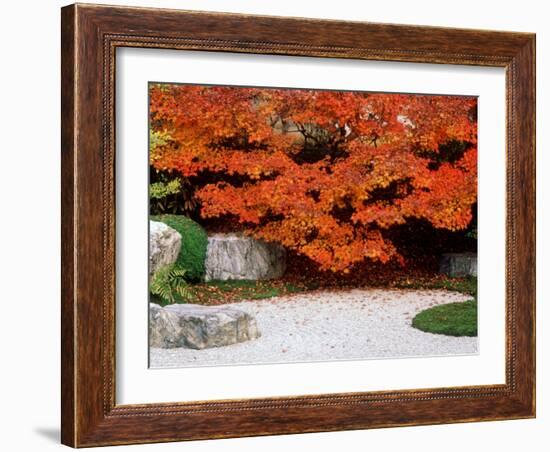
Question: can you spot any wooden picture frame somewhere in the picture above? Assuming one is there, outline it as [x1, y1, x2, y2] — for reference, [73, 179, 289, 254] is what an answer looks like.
[61, 3, 535, 447]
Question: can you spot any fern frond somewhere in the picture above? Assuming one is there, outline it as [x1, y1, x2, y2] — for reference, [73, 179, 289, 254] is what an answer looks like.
[150, 265, 193, 304]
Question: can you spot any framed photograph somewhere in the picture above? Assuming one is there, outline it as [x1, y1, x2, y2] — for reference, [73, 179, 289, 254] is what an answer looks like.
[61, 3, 535, 447]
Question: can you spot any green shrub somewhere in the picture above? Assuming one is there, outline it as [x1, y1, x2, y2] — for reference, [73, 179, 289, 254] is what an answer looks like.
[149, 173, 198, 215]
[151, 214, 208, 281]
[150, 179, 181, 200]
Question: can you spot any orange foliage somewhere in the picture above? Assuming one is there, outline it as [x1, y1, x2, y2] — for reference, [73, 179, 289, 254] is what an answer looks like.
[150, 84, 477, 272]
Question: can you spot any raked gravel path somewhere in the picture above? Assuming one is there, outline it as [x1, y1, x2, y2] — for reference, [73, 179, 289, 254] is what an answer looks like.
[150, 289, 477, 368]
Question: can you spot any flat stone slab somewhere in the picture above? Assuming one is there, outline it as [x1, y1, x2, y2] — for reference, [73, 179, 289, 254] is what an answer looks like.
[149, 303, 261, 350]
[440, 252, 477, 277]
[205, 233, 286, 281]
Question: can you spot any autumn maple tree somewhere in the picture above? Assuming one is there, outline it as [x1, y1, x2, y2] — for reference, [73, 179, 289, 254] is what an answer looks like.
[149, 84, 477, 272]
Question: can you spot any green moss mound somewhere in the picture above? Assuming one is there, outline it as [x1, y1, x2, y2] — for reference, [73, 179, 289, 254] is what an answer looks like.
[412, 299, 477, 337]
[151, 214, 208, 282]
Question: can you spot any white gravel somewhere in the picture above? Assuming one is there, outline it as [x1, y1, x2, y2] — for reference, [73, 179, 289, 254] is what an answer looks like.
[150, 289, 477, 368]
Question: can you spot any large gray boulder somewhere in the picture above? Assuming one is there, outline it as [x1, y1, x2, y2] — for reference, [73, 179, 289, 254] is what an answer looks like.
[205, 233, 286, 281]
[149, 302, 261, 349]
[149, 221, 182, 277]
[149, 303, 182, 348]
[440, 252, 477, 277]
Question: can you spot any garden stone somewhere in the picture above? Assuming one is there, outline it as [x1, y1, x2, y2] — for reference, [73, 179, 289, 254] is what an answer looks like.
[440, 252, 477, 277]
[149, 303, 182, 348]
[149, 221, 182, 277]
[149, 302, 261, 349]
[205, 233, 286, 281]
